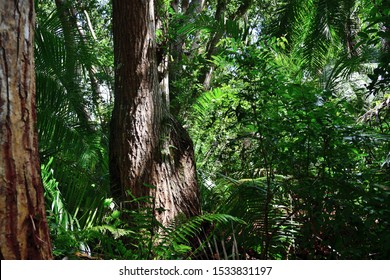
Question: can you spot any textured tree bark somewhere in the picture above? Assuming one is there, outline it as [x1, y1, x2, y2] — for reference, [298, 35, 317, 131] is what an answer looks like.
[110, 0, 200, 226]
[0, 0, 52, 259]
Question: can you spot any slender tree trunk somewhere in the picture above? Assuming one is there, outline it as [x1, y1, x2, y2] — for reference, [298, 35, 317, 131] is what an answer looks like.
[54, 0, 92, 129]
[56, 0, 105, 123]
[110, 0, 200, 226]
[0, 0, 52, 259]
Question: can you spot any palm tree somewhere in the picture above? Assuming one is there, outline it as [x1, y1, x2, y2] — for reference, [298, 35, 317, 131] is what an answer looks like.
[35, 0, 110, 235]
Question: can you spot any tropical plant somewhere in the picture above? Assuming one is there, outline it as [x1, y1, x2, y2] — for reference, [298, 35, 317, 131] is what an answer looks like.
[35, 0, 111, 231]
[33, 0, 389, 260]
[189, 27, 389, 259]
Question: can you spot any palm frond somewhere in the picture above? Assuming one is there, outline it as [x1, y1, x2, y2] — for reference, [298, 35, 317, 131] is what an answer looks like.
[211, 176, 299, 259]
[36, 2, 110, 231]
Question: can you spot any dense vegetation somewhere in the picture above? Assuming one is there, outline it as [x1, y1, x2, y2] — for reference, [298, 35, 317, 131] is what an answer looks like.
[35, 0, 389, 259]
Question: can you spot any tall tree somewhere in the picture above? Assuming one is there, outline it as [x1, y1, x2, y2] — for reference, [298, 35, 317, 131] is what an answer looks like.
[0, 0, 52, 259]
[110, 0, 200, 226]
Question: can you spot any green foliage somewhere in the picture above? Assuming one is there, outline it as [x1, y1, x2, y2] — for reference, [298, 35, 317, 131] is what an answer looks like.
[42, 158, 110, 258]
[189, 33, 389, 259]
[35, 0, 114, 259]
[35, 0, 112, 236]
[35, 0, 389, 260]
[42, 167, 242, 260]
[211, 176, 298, 259]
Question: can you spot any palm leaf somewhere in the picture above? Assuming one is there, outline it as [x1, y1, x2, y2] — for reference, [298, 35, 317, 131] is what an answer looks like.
[36, 2, 110, 231]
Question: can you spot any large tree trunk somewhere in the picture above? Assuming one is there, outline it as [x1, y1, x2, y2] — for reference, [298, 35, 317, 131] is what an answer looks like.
[0, 0, 52, 259]
[110, 0, 200, 226]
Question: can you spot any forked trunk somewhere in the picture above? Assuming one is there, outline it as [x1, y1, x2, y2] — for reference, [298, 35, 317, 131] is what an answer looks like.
[110, 0, 200, 226]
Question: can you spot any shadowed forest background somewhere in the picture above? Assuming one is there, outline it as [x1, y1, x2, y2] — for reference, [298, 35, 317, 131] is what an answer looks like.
[1, 0, 389, 260]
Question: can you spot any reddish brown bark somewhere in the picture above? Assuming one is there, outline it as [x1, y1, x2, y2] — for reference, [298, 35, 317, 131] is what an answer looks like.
[110, 0, 200, 226]
[0, 0, 52, 259]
